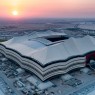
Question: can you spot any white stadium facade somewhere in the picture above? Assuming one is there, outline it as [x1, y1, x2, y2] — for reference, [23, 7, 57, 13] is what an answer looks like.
[0, 31, 95, 81]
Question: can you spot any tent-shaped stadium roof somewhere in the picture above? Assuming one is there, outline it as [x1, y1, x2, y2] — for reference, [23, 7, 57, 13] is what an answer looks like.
[2, 35, 95, 65]
[0, 32, 95, 81]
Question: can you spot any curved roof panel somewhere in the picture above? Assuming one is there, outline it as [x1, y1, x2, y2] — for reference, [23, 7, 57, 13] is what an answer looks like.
[2, 33, 95, 65]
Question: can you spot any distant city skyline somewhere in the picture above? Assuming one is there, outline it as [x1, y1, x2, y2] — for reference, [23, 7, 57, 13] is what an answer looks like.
[0, 0, 95, 19]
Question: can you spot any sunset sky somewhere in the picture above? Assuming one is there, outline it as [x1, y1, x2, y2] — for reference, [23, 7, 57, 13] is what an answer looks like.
[0, 0, 95, 19]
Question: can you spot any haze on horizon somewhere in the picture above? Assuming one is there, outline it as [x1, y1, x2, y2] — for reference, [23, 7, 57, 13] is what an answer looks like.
[0, 0, 95, 20]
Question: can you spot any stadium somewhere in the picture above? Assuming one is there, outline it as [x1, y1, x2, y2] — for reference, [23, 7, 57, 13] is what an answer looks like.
[0, 31, 95, 81]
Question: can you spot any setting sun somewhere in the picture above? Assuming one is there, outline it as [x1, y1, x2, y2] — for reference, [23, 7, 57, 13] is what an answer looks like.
[0, 0, 95, 19]
[12, 10, 18, 16]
